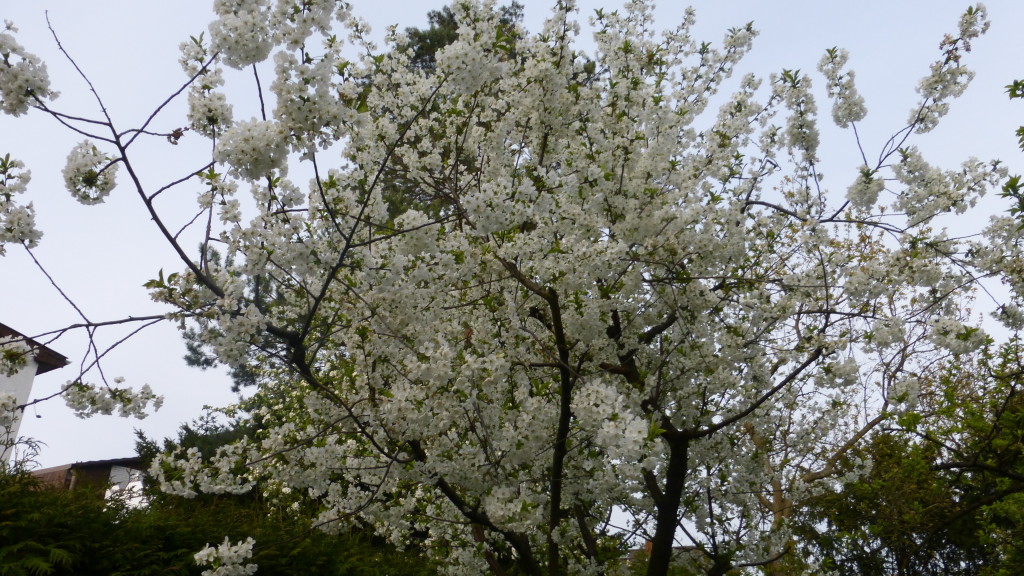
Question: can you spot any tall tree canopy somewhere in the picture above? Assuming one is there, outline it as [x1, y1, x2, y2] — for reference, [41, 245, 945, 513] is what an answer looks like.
[1, 1, 1021, 575]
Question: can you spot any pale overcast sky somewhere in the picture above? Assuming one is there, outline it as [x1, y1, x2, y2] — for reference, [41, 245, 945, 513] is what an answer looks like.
[2, 1, 1021, 467]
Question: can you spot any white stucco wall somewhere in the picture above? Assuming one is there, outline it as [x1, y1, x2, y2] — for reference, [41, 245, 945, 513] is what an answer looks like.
[1, 355, 40, 462]
[104, 464, 146, 508]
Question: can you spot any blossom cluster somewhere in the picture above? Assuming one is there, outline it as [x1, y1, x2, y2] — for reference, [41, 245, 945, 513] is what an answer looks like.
[892, 146, 1003, 224]
[869, 318, 907, 350]
[214, 120, 289, 180]
[0, 154, 41, 254]
[926, 317, 987, 355]
[194, 537, 258, 576]
[209, 0, 273, 69]
[189, 88, 234, 138]
[435, 16, 509, 95]
[817, 47, 867, 128]
[0, 21, 56, 116]
[772, 69, 820, 165]
[150, 443, 255, 498]
[180, 35, 234, 139]
[846, 165, 884, 210]
[200, 302, 268, 369]
[0, 392, 19, 432]
[0, 335, 31, 377]
[62, 141, 119, 205]
[62, 378, 163, 419]
[909, 3, 989, 132]
[269, 49, 349, 150]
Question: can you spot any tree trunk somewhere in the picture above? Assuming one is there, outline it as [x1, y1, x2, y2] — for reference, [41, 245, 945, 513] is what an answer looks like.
[647, 437, 690, 576]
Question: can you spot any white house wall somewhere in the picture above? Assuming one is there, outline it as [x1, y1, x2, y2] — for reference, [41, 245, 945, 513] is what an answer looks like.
[104, 464, 146, 508]
[1, 356, 40, 462]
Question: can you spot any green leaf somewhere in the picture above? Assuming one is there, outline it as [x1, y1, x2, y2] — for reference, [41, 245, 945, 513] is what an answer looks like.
[1006, 79, 1024, 99]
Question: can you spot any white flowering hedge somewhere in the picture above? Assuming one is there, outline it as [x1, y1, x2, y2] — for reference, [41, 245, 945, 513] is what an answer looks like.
[1, 1, 1019, 575]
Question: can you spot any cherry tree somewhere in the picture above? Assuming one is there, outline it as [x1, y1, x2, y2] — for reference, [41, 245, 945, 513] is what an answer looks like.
[1, 1, 1019, 575]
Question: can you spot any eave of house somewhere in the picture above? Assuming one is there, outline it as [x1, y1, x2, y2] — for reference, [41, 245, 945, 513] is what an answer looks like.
[0, 322, 69, 375]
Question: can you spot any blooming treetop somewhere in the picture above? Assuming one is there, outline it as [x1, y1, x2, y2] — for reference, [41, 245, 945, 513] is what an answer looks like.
[0, 1, 1019, 575]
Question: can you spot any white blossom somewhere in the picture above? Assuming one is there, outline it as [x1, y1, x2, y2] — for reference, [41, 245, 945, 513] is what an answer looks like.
[194, 537, 258, 576]
[994, 303, 1024, 331]
[179, 34, 211, 77]
[846, 165, 884, 210]
[188, 88, 234, 138]
[772, 69, 819, 165]
[436, 32, 507, 94]
[926, 317, 987, 355]
[0, 23, 56, 116]
[214, 119, 289, 180]
[869, 318, 906, 350]
[817, 47, 867, 128]
[0, 154, 41, 254]
[209, 0, 273, 69]
[0, 335, 34, 382]
[62, 378, 163, 419]
[62, 141, 119, 205]
[893, 147, 1002, 225]
[0, 391, 19, 430]
[150, 441, 255, 498]
[908, 4, 988, 133]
